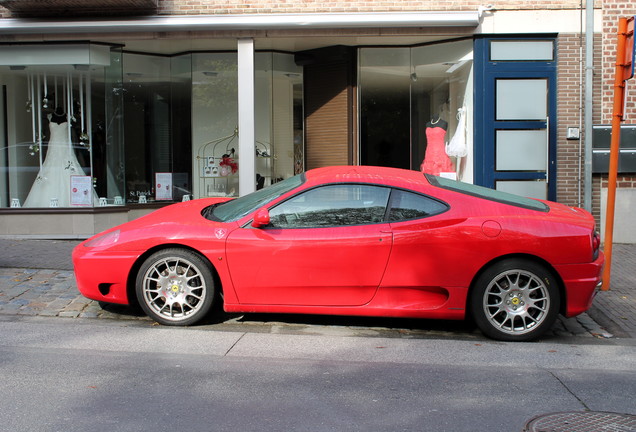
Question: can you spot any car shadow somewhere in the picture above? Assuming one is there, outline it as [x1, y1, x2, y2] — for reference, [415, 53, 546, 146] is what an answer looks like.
[97, 301, 147, 318]
[94, 297, 483, 339]
[204, 310, 483, 339]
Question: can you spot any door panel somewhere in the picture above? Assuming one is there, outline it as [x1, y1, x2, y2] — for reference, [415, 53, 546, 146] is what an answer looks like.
[495, 78, 547, 120]
[226, 225, 392, 306]
[496, 130, 547, 171]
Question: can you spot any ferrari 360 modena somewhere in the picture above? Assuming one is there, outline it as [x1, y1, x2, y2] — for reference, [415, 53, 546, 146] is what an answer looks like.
[73, 166, 604, 341]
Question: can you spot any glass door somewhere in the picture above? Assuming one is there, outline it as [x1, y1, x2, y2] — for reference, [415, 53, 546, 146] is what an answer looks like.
[474, 38, 557, 201]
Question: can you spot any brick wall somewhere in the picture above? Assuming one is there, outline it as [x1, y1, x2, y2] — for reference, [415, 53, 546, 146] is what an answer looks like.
[556, 33, 585, 208]
[156, 1, 588, 16]
[0, 0, 597, 18]
[601, 1, 636, 123]
[593, 1, 636, 226]
[556, 33, 603, 209]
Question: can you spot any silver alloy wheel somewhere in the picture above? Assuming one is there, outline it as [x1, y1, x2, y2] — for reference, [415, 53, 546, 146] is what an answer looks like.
[140, 255, 208, 323]
[482, 269, 550, 336]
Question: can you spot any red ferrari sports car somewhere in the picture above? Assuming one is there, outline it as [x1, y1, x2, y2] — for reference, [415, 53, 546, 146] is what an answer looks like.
[73, 166, 603, 341]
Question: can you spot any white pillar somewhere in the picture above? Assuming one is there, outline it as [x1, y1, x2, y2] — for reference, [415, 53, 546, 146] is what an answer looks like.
[238, 38, 255, 196]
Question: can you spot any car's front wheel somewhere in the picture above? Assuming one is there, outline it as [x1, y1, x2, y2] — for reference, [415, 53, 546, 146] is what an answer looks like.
[136, 248, 215, 326]
[470, 259, 560, 342]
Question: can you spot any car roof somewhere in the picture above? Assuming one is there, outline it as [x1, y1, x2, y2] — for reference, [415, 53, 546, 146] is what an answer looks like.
[304, 166, 429, 189]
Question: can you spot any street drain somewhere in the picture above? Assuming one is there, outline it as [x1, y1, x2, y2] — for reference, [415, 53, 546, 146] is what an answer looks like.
[523, 411, 636, 432]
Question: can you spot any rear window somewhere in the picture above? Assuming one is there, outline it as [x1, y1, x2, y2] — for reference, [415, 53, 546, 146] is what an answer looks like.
[388, 189, 448, 221]
[426, 175, 549, 212]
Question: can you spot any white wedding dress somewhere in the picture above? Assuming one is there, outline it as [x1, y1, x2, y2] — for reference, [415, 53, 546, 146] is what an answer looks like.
[24, 121, 97, 207]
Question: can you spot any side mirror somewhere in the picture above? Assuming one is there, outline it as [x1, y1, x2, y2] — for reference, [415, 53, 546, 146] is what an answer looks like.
[251, 208, 270, 228]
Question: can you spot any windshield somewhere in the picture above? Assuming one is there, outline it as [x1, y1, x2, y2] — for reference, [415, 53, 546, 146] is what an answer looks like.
[426, 174, 549, 212]
[208, 174, 305, 222]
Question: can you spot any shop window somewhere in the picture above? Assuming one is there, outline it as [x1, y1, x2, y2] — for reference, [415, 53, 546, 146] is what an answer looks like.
[359, 48, 411, 170]
[411, 40, 473, 179]
[194, 51, 303, 200]
[0, 43, 124, 208]
[359, 40, 473, 180]
[255, 53, 305, 189]
[1, 45, 302, 208]
[123, 52, 188, 204]
[192, 53, 239, 199]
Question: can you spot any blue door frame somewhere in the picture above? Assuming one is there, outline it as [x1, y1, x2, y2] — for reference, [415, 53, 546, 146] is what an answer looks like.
[474, 36, 558, 201]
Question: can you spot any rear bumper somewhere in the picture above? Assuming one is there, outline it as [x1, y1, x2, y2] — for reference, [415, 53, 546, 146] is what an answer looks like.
[555, 251, 605, 318]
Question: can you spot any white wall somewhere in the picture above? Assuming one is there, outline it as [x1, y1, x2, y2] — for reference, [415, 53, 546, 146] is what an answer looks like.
[601, 188, 636, 244]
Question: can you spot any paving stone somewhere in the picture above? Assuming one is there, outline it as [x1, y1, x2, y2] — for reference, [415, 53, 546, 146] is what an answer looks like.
[17, 308, 40, 316]
[58, 311, 81, 318]
[9, 299, 30, 306]
[39, 309, 59, 317]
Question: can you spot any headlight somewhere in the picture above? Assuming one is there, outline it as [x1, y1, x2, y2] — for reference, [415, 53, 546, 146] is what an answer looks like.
[84, 230, 120, 248]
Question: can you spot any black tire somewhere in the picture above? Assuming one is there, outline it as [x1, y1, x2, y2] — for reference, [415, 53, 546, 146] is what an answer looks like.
[469, 258, 560, 342]
[135, 248, 215, 326]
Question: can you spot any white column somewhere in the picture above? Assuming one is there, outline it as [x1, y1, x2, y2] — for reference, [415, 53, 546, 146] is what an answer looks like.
[238, 38, 255, 196]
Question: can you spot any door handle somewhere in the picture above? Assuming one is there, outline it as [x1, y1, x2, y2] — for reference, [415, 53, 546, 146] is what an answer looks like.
[546, 116, 550, 184]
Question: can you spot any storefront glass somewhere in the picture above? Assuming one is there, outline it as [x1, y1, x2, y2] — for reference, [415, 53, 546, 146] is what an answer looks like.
[0, 43, 125, 208]
[359, 48, 411, 170]
[193, 51, 303, 199]
[123, 52, 175, 204]
[255, 52, 304, 189]
[192, 52, 239, 199]
[1, 45, 303, 210]
[359, 39, 474, 180]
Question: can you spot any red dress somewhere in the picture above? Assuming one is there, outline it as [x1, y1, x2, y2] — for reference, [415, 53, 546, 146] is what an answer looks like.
[421, 126, 454, 175]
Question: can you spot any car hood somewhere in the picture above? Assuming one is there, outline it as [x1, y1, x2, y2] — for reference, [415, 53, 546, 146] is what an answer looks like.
[81, 198, 235, 251]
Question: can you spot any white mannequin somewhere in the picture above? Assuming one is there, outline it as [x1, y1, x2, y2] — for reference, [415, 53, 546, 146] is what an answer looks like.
[24, 107, 97, 207]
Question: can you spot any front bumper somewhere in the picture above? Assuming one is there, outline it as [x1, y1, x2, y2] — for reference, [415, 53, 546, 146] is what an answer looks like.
[72, 246, 139, 305]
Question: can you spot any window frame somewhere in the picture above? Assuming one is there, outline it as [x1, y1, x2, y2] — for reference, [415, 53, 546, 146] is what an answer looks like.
[257, 182, 449, 229]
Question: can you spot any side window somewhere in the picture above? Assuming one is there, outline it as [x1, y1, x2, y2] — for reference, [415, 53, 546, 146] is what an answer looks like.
[269, 184, 391, 228]
[388, 189, 447, 222]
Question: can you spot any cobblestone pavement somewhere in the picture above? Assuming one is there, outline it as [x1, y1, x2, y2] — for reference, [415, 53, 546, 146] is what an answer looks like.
[0, 238, 634, 340]
[588, 244, 636, 338]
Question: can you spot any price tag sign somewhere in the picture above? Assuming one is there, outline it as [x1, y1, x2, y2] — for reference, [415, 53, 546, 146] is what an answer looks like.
[70, 175, 93, 206]
[155, 172, 173, 201]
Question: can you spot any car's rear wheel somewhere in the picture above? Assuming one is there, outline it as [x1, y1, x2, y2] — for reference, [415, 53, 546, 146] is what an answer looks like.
[136, 248, 215, 326]
[470, 259, 560, 342]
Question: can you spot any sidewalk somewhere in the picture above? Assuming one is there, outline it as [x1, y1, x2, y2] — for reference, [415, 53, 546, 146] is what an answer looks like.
[0, 238, 634, 339]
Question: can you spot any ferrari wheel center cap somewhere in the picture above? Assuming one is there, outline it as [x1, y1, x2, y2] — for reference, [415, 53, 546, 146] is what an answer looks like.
[506, 292, 526, 312]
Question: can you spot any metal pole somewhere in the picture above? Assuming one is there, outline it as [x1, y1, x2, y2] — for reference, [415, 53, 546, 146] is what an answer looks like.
[583, 0, 594, 212]
[601, 17, 628, 291]
[238, 38, 255, 196]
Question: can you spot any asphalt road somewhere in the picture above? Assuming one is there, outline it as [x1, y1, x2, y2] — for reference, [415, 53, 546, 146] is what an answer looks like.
[1, 316, 634, 432]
